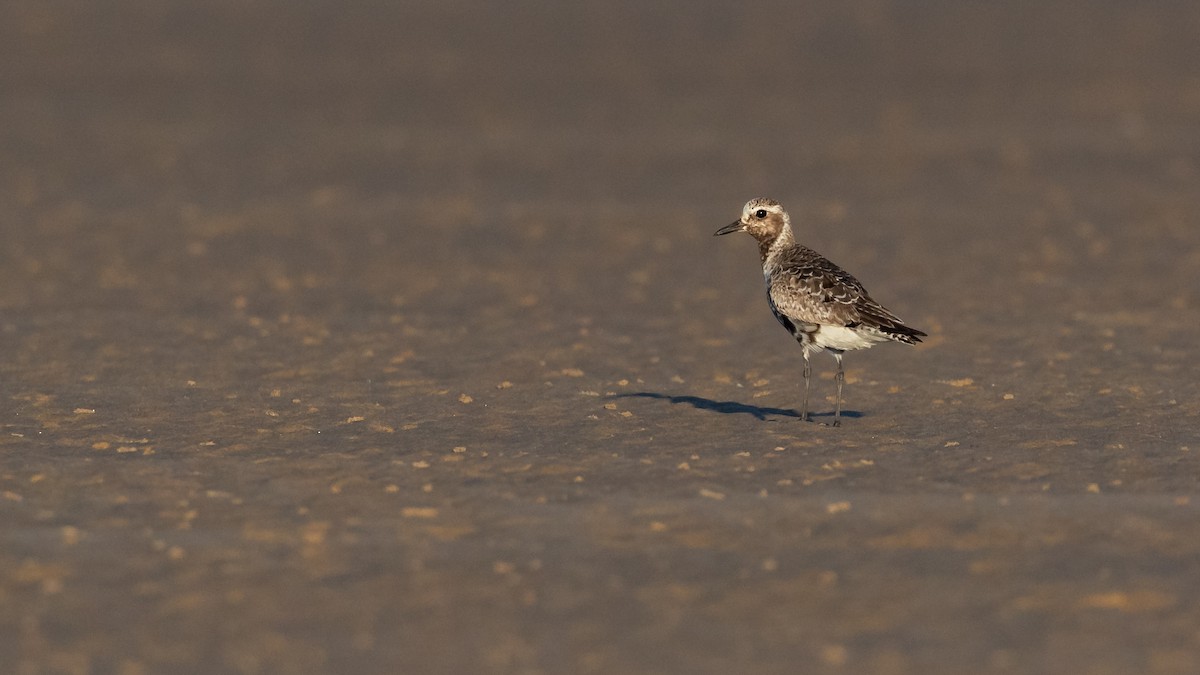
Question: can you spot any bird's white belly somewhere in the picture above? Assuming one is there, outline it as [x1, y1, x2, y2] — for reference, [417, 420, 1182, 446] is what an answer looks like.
[811, 325, 885, 352]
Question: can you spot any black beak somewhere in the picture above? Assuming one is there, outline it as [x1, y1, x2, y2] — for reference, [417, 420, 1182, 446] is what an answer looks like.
[713, 220, 743, 236]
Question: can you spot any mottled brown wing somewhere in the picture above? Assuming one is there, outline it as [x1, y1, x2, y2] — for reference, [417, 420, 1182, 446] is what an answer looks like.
[767, 249, 908, 331]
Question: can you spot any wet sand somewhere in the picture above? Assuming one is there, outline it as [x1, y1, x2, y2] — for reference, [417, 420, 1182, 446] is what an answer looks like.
[2, 1, 1200, 673]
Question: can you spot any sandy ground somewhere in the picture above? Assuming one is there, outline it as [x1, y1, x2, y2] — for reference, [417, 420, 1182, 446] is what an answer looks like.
[2, 1, 1200, 673]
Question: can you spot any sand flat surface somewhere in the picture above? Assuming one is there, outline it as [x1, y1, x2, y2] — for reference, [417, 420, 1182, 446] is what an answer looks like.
[2, 2, 1200, 673]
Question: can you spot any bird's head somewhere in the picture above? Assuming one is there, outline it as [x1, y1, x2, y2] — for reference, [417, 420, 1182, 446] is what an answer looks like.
[714, 198, 789, 242]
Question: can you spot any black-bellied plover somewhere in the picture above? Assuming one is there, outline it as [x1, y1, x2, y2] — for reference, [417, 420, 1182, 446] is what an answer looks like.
[715, 198, 925, 426]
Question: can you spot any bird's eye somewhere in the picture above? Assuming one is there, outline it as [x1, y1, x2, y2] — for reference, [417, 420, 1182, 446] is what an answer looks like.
[755, 209, 768, 219]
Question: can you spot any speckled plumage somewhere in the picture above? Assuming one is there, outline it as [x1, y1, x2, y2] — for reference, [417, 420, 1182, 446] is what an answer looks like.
[715, 198, 925, 425]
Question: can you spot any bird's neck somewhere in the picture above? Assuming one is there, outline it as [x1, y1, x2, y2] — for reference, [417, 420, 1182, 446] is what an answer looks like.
[758, 224, 795, 265]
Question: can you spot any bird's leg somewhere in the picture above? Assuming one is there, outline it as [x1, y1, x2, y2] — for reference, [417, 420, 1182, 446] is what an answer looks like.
[833, 353, 844, 427]
[801, 351, 811, 422]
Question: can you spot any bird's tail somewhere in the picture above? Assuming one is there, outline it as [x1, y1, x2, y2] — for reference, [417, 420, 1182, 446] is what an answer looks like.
[883, 322, 926, 345]
[861, 303, 926, 345]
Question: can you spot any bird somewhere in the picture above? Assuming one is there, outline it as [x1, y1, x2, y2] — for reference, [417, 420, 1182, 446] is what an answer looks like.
[714, 198, 925, 426]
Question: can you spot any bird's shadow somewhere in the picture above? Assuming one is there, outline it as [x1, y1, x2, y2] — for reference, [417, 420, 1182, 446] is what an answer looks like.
[612, 392, 862, 422]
